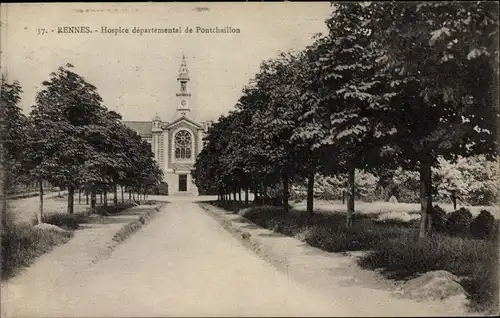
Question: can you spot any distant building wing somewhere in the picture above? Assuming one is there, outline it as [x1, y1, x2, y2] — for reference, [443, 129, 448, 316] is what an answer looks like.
[122, 121, 153, 137]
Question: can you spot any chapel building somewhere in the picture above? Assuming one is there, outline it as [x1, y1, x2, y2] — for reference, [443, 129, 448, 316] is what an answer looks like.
[122, 55, 212, 195]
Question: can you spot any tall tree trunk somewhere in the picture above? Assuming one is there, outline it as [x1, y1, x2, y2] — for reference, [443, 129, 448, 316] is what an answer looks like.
[232, 191, 236, 202]
[306, 168, 315, 216]
[121, 185, 124, 203]
[245, 188, 249, 204]
[2, 178, 7, 230]
[86, 192, 89, 205]
[342, 189, 345, 204]
[100, 192, 103, 204]
[67, 186, 74, 214]
[37, 180, 44, 224]
[113, 183, 118, 213]
[282, 169, 289, 214]
[129, 190, 132, 200]
[238, 188, 242, 202]
[78, 189, 81, 205]
[419, 158, 433, 240]
[451, 190, 457, 210]
[262, 184, 267, 205]
[113, 183, 118, 205]
[103, 190, 108, 207]
[346, 161, 355, 228]
[91, 190, 97, 209]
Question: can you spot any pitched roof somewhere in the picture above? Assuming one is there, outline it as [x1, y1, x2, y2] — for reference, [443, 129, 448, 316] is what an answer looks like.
[122, 121, 152, 137]
[164, 116, 204, 130]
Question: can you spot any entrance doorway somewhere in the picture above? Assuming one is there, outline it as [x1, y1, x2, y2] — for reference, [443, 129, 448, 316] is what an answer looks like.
[178, 174, 187, 192]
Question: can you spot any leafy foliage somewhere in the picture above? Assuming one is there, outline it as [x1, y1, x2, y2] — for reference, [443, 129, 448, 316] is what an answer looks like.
[6, 64, 163, 219]
[0, 78, 28, 192]
[195, 2, 498, 237]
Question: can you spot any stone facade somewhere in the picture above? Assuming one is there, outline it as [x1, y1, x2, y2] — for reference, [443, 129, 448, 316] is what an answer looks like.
[123, 55, 212, 195]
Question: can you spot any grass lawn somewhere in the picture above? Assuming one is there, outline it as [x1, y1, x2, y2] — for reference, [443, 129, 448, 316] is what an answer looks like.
[2, 199, 138, 280]
[1, 224, 73, 279]
[208, 200, 499, 314]
[291, 199, 500, 219]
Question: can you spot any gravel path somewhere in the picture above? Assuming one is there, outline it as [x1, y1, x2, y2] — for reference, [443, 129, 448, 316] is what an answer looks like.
[2, 200, 352, 317]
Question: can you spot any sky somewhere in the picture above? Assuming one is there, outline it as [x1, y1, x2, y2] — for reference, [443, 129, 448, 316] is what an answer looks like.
[1, 2, 332, 123]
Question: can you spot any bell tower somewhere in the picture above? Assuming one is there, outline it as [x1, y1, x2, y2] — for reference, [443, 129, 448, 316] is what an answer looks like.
[176, 54, 191, 117]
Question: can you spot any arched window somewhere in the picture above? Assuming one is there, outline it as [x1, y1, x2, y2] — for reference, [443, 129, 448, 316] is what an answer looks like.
[174, 130, 192, 159]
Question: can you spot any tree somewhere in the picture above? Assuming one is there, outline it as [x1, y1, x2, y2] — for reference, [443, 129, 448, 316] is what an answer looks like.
[304, 2, 399, 227]
[370, 2, 499, 238]
[27, 64, 106, 215]
[433, 155, 499, 207]
[0, 77, 27, 226]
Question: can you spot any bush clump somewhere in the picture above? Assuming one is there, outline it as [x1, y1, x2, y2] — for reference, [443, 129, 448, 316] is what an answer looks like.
[305, 221, 416, 252]
[470, 210, 497, 240]
[40, 212, 88, 230]
[1, 224, 73, 279]
[432, 205, 448, 232]
[94, 202, 135, 215]
[445, 207, 473, 235]
[212, 201, 499, 313]
[235, 205, 417, 252]
[239, 205, 288, 225]
[358, 233, 499, 313]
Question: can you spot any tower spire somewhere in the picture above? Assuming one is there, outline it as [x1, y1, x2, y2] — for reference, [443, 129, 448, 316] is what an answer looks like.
[176, 53, 191, 117]
[177, 53, 190, 82]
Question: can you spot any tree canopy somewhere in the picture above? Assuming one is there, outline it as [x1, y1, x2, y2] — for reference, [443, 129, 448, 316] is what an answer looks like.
[193, 1, 498, 239]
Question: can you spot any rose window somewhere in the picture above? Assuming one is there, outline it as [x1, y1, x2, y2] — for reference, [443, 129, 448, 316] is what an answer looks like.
[175, 130, 192, 159]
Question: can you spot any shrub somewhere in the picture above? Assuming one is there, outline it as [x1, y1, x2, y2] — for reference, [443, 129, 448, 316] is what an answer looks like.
[432, 205, 448, 232]
[94, 202, 135, 215]
[470, 210, 496, 240]
[305, 221, 416, 252]
[358, 233, 499, 313]
[239, 205, 288, 224]
[433, 155, 498, 206]
[157, 182, 169, 195]
[1, 224, 73, 278]
[445, 208, 473, 235]
[238, 205, 418, 252]
[40, 212, 88, 230]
